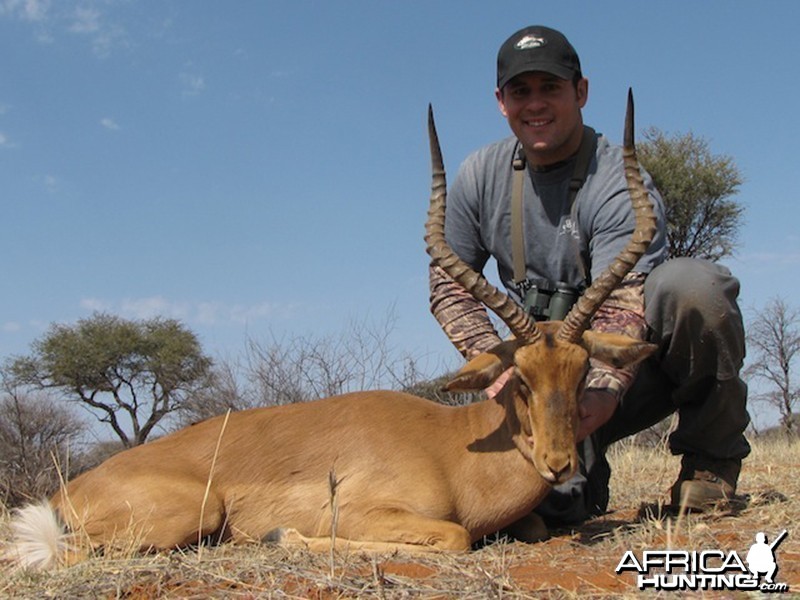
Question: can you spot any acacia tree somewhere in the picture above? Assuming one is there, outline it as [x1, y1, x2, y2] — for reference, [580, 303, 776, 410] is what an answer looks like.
[744, 298, 800, 435]
[7, 313, 213, 447]
[638, 127, 744, 261]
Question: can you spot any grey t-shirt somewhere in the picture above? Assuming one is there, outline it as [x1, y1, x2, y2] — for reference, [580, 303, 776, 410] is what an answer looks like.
[444, 132, 667, 302]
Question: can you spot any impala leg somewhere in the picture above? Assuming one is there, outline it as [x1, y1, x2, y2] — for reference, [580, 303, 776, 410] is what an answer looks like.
[265, 508, 472, 553]
[500, 511, 548, 543]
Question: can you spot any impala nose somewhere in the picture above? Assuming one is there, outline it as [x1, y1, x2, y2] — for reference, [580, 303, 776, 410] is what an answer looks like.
[542, 454, 575, 484]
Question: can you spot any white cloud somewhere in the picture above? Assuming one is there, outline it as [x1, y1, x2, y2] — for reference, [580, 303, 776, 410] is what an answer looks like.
[2, 1, 126, 57]
[80, 296, 286, 327]
[2, 321, 21, 333]
[79, 297, 111, 313]
[180, 72, 206, 96]
[100, 117, 119, 131]
[82, 296, 190, 321]
[120, 296, 190, 321]
[230, 302, 277, 324]
[0, 107, 15, 148]
[195, 301, 224, 325]
[67, 6, 98, 33]
[0, 0, 50, 21]
[43, 174, 57, 193]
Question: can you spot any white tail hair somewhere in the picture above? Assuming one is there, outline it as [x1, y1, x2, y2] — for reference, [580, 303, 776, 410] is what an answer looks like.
[6, 502, 70, 571]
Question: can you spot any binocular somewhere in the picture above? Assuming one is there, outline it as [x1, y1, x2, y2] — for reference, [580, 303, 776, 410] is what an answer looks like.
[522, 282, 581, 322]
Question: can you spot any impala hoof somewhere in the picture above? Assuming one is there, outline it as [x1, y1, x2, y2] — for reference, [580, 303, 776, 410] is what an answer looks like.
[262, 527, 303, 545]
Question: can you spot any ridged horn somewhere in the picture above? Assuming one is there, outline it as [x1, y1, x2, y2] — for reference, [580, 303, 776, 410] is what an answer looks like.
[556, 89, 657, 343]
[424, 105, 540, 341]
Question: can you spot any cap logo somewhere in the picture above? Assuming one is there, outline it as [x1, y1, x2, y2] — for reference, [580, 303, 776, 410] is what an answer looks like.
[515, 35, 547, 50]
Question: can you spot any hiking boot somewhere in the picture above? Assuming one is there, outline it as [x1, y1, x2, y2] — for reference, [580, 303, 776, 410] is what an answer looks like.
[670, 455, 741, 510]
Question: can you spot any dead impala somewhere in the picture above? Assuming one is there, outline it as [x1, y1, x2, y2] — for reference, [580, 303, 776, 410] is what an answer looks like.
[7, 91, 655, 570]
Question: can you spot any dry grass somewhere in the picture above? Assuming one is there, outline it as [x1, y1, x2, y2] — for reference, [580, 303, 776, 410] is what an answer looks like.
[1, 436, 798, 599]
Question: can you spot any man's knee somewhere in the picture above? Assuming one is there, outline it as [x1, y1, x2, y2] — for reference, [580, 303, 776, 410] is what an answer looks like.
[645, 257, 743, 334]
[644, 257, 746, 383]
[647, 256, 737, 303]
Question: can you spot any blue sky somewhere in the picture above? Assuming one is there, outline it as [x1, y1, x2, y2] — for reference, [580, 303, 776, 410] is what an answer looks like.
[2, 1, 799, 427]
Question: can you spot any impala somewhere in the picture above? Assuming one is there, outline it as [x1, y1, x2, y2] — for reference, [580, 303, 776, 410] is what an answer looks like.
[7, 91, 655, 570]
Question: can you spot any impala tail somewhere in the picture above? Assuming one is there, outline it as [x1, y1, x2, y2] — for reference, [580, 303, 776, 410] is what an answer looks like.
[5, 501, 72, 571]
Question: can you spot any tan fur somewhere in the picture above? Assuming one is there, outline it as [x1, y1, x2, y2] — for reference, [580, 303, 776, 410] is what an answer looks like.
[7, 325, 655, 568]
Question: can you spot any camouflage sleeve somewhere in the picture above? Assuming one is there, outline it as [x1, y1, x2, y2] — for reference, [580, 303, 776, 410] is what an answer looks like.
[585, 272, 647, 400]
[429, 264, 502, 360]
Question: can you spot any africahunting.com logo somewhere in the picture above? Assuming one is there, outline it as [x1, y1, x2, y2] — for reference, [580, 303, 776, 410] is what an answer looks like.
[616, 529, 789, 593]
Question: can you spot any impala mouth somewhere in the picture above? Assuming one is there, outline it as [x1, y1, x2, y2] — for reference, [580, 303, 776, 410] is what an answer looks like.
[540, 471, 560, 484]
[536, 455, 577, 485]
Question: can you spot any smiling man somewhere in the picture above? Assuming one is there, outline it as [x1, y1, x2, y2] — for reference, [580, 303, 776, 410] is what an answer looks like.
[498, 70, 587, 166]
[429, 25, 751, 528]
[495, 28, 588, 168]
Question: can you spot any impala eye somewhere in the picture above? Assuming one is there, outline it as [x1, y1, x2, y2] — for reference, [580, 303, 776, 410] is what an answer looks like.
[517, 377, 531, 395]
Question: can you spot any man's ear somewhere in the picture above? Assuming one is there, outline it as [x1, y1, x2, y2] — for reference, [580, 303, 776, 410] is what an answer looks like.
[576, 77, 589, 108]
[446, 339, 522, 391]
[495, 87, 509, 118]
[581, 330, 657, 369]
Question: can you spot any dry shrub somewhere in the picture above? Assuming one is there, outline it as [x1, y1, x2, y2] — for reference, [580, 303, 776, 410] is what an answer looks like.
[0, 390, 86, 508]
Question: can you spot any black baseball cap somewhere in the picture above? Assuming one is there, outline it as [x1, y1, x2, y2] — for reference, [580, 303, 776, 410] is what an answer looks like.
[497, 26, 582, 89]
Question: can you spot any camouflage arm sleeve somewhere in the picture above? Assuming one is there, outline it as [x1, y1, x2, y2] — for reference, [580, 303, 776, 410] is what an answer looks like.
[585, 272, 647, 400]
[429, 264, 503, 360]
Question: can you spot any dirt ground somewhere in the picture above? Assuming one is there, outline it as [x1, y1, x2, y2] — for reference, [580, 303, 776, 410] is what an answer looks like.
[344, 500, 800, 598]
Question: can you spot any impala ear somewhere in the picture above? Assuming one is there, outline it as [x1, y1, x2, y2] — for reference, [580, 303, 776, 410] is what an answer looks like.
[581, 331, 657, 369]
[446, 339, 523, 391]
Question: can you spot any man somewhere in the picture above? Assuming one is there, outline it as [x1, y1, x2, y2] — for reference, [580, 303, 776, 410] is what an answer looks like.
[429, 25, 750, 525]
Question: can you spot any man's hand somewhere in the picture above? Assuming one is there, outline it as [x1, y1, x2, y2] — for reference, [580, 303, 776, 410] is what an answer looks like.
[577, 389, 619, 442]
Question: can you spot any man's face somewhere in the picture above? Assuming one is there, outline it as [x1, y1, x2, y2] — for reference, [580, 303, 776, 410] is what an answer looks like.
[496, 72, 588, 167]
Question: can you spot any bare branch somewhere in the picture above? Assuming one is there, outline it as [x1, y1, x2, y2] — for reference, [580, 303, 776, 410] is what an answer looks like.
[745, 298, 800, 434]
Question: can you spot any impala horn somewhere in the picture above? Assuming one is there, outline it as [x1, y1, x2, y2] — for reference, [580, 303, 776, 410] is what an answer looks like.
[424, 105, 541, 342]
[556, 89, 657, 343]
